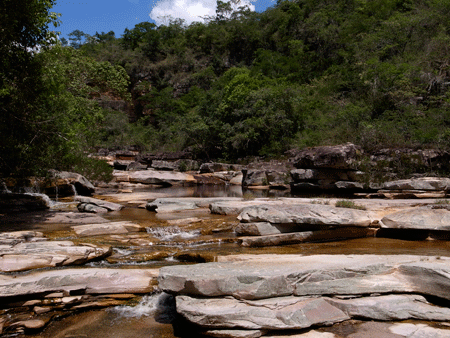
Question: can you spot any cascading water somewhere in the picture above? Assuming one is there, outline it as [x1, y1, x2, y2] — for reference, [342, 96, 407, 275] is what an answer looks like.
[109, 292, 176, 323]
[146, 226, 201, 241]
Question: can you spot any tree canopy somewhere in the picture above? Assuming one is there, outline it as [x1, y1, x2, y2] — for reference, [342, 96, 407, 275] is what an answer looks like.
[3, 0, 450, 177]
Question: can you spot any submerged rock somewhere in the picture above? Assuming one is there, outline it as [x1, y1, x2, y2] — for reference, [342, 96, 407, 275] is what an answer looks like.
[72, 221, 145, 237]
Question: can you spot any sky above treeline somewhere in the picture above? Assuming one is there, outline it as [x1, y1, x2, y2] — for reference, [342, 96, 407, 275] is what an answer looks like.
[53, 0, 275, 39]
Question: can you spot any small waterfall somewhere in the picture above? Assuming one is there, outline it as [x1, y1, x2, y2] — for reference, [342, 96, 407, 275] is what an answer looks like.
[0, 182, 11, 194]
[25, 192, 54, 208]
[109, 292, 176, 323]
[146, 226, 201, 241]
[70, 183, 78, 196]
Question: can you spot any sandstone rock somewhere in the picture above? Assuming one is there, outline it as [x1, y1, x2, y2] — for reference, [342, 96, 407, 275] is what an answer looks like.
[382, 177, 450, 191]
[200, 163, 243, 173]
[293, 143, 362, 169]
[242, 170, 267, 187]
[326, 294, 450, 321]
[75, 196, 123, 212]
[203, 329, 266, 338]
[335, 181, 364, 190]
[239, 227, 377, 247]
[381, 207, 450, 230]
[389, 323, 450, 338]
[72, 221, 144, 237]
[210, 200, 272, 215]
[230, 173, 243, 185]
[127, 170, 196, 186]
[151, 160, 179, 171]
[53, 171, 95, 196]
[77, 203, 109, 213]
[147, 197, 241, 213]
[158, 255, 450, 300]
[235, 222, 288, 236]
[0, 268, 158, 297]
[15, 319, 47, 330]
[176, 295, 349, 330]
[126, 161, 148, 171]
[237, 204, 372, 227]
[0, 231, 44, 245]
[0, 241, 111, 272]
[193, 174, 227, 185]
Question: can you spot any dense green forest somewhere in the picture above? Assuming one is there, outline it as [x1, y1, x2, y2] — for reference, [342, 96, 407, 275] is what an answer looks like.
[2, 0, 450, 178]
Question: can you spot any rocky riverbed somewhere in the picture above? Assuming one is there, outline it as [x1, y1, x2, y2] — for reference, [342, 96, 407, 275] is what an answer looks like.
[2, 182, 450, 337]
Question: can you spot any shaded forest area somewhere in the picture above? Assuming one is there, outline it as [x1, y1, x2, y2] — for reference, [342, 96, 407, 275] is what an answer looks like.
[2, 0, 450, 179]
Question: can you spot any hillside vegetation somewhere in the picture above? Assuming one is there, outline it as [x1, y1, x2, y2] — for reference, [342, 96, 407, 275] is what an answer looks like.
[2, 0, 450, 177]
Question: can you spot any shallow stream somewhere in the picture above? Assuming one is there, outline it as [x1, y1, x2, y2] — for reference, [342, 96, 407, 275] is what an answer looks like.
[4, 186, 450, 337]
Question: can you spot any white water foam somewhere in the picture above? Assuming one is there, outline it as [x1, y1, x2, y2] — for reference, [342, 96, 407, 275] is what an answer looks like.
[109, 292, 176, 322]
[146, 226, 200, 241]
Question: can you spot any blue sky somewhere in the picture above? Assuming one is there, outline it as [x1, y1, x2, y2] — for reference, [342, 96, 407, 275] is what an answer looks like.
[52, 0, 275, 39]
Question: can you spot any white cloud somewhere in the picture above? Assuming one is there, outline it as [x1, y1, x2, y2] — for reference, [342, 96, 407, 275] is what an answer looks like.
[149, 0, 255, 26]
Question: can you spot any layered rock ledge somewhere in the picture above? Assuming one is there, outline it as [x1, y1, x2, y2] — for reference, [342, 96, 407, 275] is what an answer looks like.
[159, 254, 450, 337]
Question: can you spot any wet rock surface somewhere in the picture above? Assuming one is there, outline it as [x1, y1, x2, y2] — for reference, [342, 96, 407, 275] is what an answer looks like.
[4, 189, 450, 337]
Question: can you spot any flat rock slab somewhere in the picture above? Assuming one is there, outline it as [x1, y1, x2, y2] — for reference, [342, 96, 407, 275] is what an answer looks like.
[123, 170, 196, 186]
[382, 177, 450, 191]
[75, 196, 123, 211]
[0, 268, 158, 297]
[0, 231, 44, 245]
[326, 294, 450, 321]
[238, 227, 377, 247]
[177, 294, 450, 334]
[0, 241, 111, 272]
[176, 295, 349, 330]
[389, 323, 450, 338]
[158, 254, 450, 300]
[237, 204, 373, 227]
[381, 207, 450, 230]
[72, 221, 144, 237]
[147, 197, 241, 213]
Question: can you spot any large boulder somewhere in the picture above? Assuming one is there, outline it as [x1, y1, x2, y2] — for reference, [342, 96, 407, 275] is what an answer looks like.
[292, 143, 362, 170]
[52, 171, 95, 196]
[237, 204, 373, 227]
[242, 170, 267, 187]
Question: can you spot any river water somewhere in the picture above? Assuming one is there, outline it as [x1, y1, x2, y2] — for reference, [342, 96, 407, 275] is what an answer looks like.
[7, 186, 450, 338]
